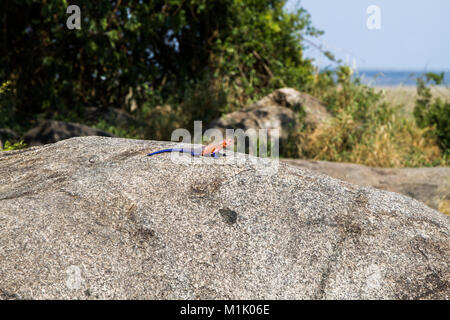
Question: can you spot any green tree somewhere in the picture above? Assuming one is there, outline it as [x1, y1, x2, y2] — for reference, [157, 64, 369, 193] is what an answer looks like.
[1, 0, 320, 133]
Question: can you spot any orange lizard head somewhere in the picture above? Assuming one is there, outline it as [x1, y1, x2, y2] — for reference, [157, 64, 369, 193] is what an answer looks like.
[222, 138, 234, 148]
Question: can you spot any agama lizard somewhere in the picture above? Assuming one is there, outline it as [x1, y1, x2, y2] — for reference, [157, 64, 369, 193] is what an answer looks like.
[147, 138, 234, 158]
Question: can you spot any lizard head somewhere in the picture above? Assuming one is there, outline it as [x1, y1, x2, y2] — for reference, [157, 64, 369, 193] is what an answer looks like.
[222, 138, 234, 148]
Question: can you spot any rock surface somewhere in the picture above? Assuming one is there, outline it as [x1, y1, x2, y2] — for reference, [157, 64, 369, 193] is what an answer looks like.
[208, 88, 330, 141]
[282, 159, 450, 213]
[0, 137, 449, 299]
[23, 120, 114, 146]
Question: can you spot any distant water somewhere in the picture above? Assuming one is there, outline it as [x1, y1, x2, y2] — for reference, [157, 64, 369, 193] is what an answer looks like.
[354, 70, 450, 87]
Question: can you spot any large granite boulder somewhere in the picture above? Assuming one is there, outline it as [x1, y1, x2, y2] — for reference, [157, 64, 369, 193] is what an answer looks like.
[0, 137, 448, 299]
[208, 88, 330, 141]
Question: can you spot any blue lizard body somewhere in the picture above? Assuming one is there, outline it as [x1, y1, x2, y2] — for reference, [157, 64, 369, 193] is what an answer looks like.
[147, 148, 203, 156]
[148, 139, 233, 158]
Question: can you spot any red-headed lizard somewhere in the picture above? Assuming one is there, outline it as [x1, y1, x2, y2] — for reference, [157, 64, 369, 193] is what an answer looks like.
[147, 139, 234, 158]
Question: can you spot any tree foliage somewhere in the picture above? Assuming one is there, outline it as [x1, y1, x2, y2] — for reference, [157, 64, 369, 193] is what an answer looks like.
[414, 72, 450, 154]
[1, 0, 319, 127]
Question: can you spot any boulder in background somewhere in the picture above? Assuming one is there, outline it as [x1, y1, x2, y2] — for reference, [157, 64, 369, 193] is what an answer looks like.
[23, 120, 114, 146]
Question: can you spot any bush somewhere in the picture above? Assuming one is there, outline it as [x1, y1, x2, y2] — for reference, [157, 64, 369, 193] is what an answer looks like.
[287, 67, 446, 167]
[0, 81, 15, 129]
[1, 140, 27, 151]
[414, 73, 450, 154]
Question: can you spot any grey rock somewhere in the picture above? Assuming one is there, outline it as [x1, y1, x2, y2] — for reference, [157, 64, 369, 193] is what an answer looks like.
[282, 159, 450, 213]
[23, 120, 114, 146]
[0, 137, 448, 299]
[208, 88, 330, 141]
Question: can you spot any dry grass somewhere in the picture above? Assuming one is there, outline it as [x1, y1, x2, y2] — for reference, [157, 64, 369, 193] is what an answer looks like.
[438, 199, 450, 216]
[291, 79, 448, 168]
[300, 108, 445, 168]
[350, 120, 443, 167]
[375, 85, 450, 118]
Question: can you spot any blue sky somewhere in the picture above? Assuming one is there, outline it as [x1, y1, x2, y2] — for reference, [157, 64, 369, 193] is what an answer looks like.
[285, 0, 450, 71]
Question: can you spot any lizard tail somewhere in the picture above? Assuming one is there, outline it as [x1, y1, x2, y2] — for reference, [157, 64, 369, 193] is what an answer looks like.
[147, 148, 200, 156]
[147, 148, 179, 156]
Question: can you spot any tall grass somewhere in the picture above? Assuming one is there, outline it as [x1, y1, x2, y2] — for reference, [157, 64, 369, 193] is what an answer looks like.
[288, 67, 448, 167]
[302, 109, 444, 167]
